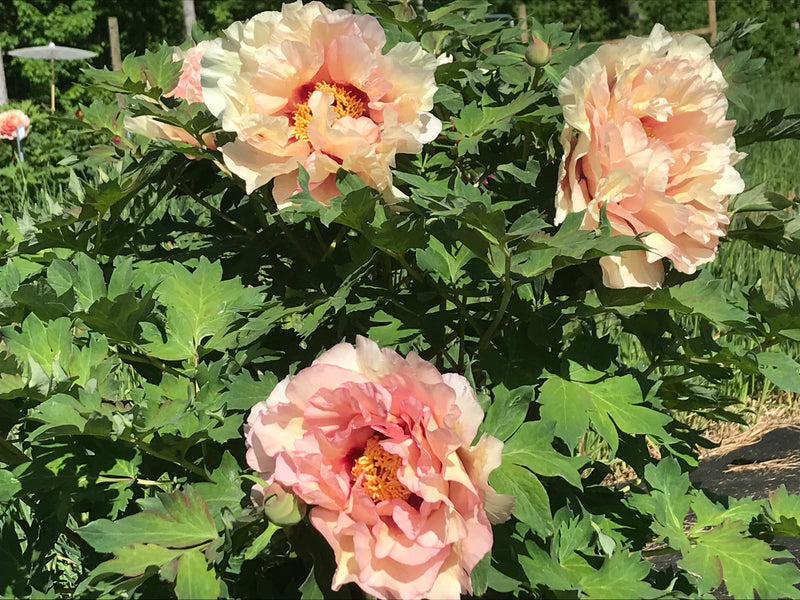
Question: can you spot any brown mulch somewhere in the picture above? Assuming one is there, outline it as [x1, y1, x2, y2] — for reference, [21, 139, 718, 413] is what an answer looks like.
[691, 406, 800, 500]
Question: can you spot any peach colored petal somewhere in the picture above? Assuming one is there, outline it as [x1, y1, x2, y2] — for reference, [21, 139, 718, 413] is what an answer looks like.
[599, 252, 665, 289]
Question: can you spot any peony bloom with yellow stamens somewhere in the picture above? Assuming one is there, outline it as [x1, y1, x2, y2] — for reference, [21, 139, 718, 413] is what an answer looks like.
[200, 0, 441, 207]
[245, 337, 513, 600]
[556, 24, 744, 289]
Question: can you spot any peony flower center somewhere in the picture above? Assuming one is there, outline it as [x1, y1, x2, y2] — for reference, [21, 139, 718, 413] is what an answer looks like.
[291, 82, 366, 142]
[351, 436, 410, 502]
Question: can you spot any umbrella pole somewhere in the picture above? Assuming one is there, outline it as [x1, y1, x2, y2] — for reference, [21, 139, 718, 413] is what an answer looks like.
[50, 58, 55, 112]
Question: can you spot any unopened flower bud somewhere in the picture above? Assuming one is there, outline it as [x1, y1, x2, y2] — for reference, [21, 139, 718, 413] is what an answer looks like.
[255, 483, 306, 526]
[525, 35, 551, 67]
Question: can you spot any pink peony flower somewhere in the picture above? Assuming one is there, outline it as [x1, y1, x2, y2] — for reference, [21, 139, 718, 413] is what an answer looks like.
[166, 40, 211, 104]
[556, 24, 745, 289]
[0, 109, 30, 140]
[245, 337, 513, 600]
[201, 1, 441, 207]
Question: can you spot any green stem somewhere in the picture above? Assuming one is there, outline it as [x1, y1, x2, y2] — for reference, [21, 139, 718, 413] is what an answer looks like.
[310, 220, 327, 254]
[94, 215, 103, 258]
[274, 213, 318, 265]
[118, 351, 185, 379]
[321, 225, 349, 262]
[96, 475, 171, 488]
[458, 294, 467, 371]
[181, 185, 256, 239]
[479, 247, 513, 351]
[134, 438, 209, 480]
[528, 66, 544, 92]
[389, 250, 423, 283]
[248, 193, 271, 232]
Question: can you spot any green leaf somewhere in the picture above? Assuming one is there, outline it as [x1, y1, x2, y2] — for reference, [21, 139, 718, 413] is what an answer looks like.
[78, 487, 218, 553]
[497, 160, 541, 187]
[482, 385, 531, 441]
[84, 543, 185, 578]
[46, 260, 78, 298]
[539, 374, 672, 455]
[2, 314, 72, 379]
[81, 291, 156, 345]
[143, 257, 262, 361]
[505, 211, 547, 239]
[501, 420, 585, 488]
[734, 108, 800, 147]
[142, 44, 182, 93]
[756, 351, 800, 393]
[453, 101, 482, 136]
[415, 237, 471, 285]
[193, 452, 245, 526]
[219, 372, 279, 411]
[679, 520, 800, 599]
[489, 462, 553, 535]
[470, 551, 491, 597]
[646, 273, 750, 326]
[299, 565, 324, 600]
[765, 485, 800, 537]
[628, 458, 692, 554]
[581, 552, 662, 599]
[537, 377, 593, 451]
[0, 469, 21, 503]
[243, 522, 280, 561]
[519, 541, 577, 592]
[108, 256, 135, 299]
[174, 549, 219, 600]
[73, 253, 107, 308]
[729, 183, 794, 214]
[690, 494, 762, 532]
[28, 394, 89, 439]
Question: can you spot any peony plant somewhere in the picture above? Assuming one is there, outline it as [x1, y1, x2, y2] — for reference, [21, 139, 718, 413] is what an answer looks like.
[1, 2, 800, 600]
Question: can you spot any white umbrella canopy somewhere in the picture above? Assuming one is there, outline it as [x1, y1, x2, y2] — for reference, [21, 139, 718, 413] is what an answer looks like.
[8, 42, 97, 111]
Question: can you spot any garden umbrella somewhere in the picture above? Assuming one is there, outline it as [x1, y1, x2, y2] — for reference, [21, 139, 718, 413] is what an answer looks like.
[8, 42, 96, 112]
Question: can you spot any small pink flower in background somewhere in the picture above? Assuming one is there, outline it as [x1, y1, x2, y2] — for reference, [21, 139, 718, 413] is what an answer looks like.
[166, 40, 211, 104]
[0, 109, 30, 140]
[201, 0, 441, 207]
[556, 24, 745, 289]
[246, 337, 513, 600]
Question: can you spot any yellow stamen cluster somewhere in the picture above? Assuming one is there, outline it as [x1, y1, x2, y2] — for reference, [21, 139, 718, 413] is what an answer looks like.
[642, 120, 657, 138]
[351, 436, 411, 502]
[291, 82, 365, 141]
